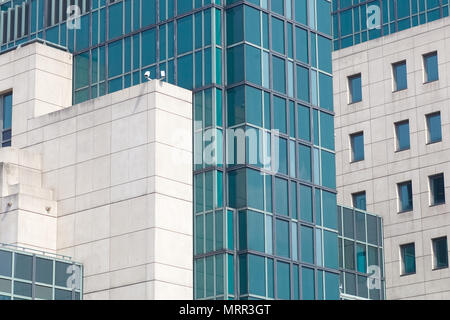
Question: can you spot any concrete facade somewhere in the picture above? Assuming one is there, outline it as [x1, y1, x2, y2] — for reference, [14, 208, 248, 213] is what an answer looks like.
[333, 16, 450, 299]
[0, 42, 193, 300]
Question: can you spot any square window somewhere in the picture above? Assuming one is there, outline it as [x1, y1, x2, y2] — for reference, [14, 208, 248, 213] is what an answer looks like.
[393, 61, 407, 91]
[400, 243, 416, 275]
[423, 52, 439, 83]
[426, 112, 442, 144]
[352, 191, 366, 211]
[395, 120, 410, 151]
[429, 173, 445, 205]
[398, 181, 413, 212]
[348, 74, 362, 103]
[350, 132, 364, 162]
[432, 237, 449, 270]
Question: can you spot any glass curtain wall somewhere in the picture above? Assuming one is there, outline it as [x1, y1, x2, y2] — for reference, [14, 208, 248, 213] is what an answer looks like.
[0, 0, 338, 300]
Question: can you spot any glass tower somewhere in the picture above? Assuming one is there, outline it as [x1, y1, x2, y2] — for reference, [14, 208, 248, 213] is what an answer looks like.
[0, 0, 339, 300]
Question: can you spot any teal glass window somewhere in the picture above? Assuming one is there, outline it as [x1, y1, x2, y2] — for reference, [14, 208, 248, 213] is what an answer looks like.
[426, 112, 442, 143]
[227, 45, 244, 85]
[298, 144, 312, 181]
[300, 185, 313, 222]
[276, 261, 290, 299]
[302, 267, 315, 300]
[325, 272, 340, 300]
[350, 132, 364, 162]
[395, 120, 410, 151]
[323, 191, 337, 230]
[298, 105, 310, 141]
[324, 230, 339, 269]
[344, 239, 355, 270]
[400, 243, 416, 275]
[108, 40, 123, 78]
[430, 173, 445, 205]
[271, 17, 285, 54]
[348, 74, 362, 103]
[109, 2, 123, 40]
[320, 112, 334, 150]
[246, 86, 263, 127]
[393, 61, 407, 91]
[248, 254, 266, 296]
[317, 35, 332, 73]
[246, 45, 262, 85]
[398, 181, 413, 212]
[301, 225, 314, 263]
[319, 72, 333, 111]
[274, 96, 287, 134]
[245, 5, 261, 46]
[276, 219, 290, 258]
[178, 16, 193, 54]
[272, 0, 285, 16]
[352, 191, 366, 211]
[295, 0, 307, 25]
[321, 150, 336, 189]
[0, 250, 12, 277]
[239, 210, 265, 252]
[424, 52, 439, 82]
[275, 177, 288, 216]
[14, 254, 32, 281]
[142, 29, 156, 67]
[273, 56, 286, 93]
[297, 65, 310, 102]
[1, 92, 12, 147]
[356, 243, 367, 273]
[317, 0, 331, 35]
[178, 54, 193, 89]
[295, 27, 308, 63]
[227, 6, 243, 45]
[432, 237, 448, 269]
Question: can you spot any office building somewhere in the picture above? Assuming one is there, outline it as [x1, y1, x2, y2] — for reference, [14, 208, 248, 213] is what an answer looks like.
[0, 40, 193, 299]
[333, 2, 450, 299]
[0, 0, 373, 300]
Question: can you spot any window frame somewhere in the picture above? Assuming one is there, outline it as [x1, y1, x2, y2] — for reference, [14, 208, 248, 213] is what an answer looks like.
[348, 73, 362, 104]
[352, 191, 367, 211]
[432, 237, 449, 270]
[426, 112, 442, 144]
[397, 180, 413, 213]
[423, 51, 439, 83]
[0, 92, 12, 147]
[392, 60, 407, 92]
[400, 243, 416, 276]
[394, 120, 410, 152]
[350, 131, 364, 163]
[429, 173, 446, 206]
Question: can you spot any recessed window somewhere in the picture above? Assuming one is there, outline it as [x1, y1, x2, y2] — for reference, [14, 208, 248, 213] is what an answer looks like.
[398, 181, 413, 212]
[0, 92, 12, 148]
[432, 237, 448, 270]
[350, 132, 364, 162]
[393, 61, 407, 91]
[426, 112, 442, 144]
[395, 120, 410, 151]
[423, 52, 439, 83]
[400, 243, 416, 275]
[348, 74, 362, 104]
[352, 191, 367, 211]
[429, 173, 445, 206]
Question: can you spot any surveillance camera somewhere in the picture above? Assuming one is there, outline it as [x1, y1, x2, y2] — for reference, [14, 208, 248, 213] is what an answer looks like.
[144, 71, 151, 81]
[160, 70, 166, 79]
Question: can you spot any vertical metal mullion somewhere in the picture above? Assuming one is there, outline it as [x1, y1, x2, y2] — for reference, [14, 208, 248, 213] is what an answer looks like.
[32, 255, 36, 300]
